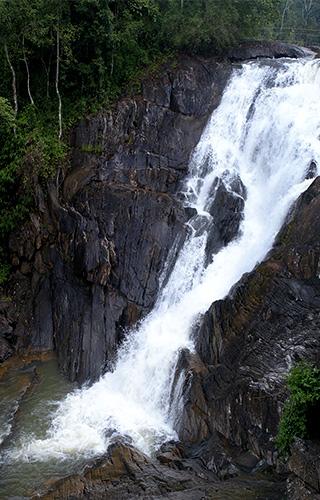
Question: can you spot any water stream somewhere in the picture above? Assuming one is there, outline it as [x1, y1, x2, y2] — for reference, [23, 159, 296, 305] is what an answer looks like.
[1, 57, 320, 497]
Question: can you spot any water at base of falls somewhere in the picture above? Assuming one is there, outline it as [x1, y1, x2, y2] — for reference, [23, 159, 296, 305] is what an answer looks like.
[0, 358, 76, 497]
[1, 57, 320, 490]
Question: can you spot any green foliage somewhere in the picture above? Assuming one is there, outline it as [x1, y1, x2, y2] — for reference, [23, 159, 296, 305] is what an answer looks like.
[0, 0, 283, 105]
[80, 144, 103, 155]
[276, 362, 320, 456]
[0, 263, 11, 285]
[0, 98, 15, 133]
[0, 104, 67, 282]
[0, 0, 285, 285]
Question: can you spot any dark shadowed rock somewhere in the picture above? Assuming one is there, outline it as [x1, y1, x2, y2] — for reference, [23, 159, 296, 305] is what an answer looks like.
[287, 476, 320, 500]
[171, 348, 210, 444]
[305, 160, 318, 180]
[288, 439, 320, 495]
[228, 41, 308, 62]
[0, 337, 13, 363]
[205, 174, 246, 264]
[0, 300, 16, 363]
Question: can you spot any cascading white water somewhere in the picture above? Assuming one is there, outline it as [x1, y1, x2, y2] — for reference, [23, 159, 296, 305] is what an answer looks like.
[11, 57, 320, 462]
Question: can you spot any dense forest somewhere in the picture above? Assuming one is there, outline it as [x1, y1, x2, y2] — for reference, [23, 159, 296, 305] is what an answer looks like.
[279, 0, 320, 44]
[0, 0, 319, 282]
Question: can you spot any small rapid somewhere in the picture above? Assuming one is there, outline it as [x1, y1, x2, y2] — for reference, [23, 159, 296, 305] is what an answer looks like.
[5, 57, 320, 464]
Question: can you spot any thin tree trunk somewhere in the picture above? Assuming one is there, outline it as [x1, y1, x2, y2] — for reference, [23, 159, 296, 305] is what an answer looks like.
[22, 35, 34, 106]
[55, 26, 62, 140]
[4, 43, 18, 135]
[41, 55, 52, 98]
[280, 0, 291, 37]
[303, 0, 314, 24]
[302, 0, 314, 42]
[110, 49, 114, 76]
[180, 0, 184, 10]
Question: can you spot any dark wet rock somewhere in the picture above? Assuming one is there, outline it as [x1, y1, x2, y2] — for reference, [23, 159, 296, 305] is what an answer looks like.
[228, 40, 308, 62]
[36, 441, 286, 499]
[171, 349, 210, 444]
[305, 160, 317, 180]
[288, 439, 320, 495]
[184, 206, 197, 219]
[205, 174, 246, 264]
[0, 315, 13, 336]
[179, 177, 320, 466]
[287, 476, 320, 499]
[156, 440, 185, 466]
[308, 45, 320, 58]
[3, 55, 232, 382]
[0, 337, 13, 362]
[0, 299, 17, 363]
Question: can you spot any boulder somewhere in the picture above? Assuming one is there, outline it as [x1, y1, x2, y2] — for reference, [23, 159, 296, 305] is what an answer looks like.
[228, 41, 308, 62]
[305, 160, 318, 180]
[35, 441, 286, 499]
[205, 173, 246, 264]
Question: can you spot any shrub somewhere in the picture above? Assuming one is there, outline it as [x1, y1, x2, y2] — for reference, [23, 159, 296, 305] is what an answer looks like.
[276, 362, 320, 456]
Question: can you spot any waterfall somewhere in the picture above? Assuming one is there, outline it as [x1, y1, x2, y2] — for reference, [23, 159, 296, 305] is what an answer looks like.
[11, 58, 320, 461]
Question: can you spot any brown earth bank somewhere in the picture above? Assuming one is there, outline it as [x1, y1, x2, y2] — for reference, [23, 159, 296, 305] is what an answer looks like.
[0, 40, 319, 498]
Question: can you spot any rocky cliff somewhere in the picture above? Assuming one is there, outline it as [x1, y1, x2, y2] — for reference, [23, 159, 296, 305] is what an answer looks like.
[1, 55, 231, 382]
[1, 41, 318, 498]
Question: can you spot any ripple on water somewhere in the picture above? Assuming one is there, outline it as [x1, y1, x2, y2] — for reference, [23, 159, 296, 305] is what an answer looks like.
[0, 358, 79, 498]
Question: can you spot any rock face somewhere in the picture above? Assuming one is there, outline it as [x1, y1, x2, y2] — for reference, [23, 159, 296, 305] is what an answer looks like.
[205, 174, 246, 265]
[227, 40, 309, 61]
[287, 439, 320, 498]
[178, 178, 320, 464]
[0, 300, 15, 363]
[4, 55, 232, 382]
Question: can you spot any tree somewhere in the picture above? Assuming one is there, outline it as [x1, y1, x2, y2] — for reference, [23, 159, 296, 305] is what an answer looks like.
[0, 2, 20, 134]
[0, 97, 15, 139]
[278, 0, 320, 43]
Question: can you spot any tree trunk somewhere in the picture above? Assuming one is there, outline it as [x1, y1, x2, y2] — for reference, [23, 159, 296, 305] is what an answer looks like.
[42, 54, 52, 98]
[303, 0, 314, 24]
[55, 26, 62, 140]
[22, 35, 34, 106]
[279, 0, 291, 37]
[4, 43, 18, 135]
[110, 49, 114, 76]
